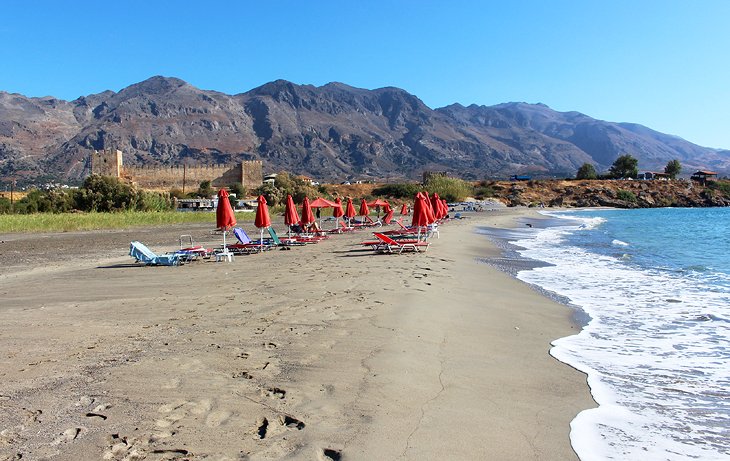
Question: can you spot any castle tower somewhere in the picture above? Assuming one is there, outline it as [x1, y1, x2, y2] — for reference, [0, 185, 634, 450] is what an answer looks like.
[90, 149, 123, 178]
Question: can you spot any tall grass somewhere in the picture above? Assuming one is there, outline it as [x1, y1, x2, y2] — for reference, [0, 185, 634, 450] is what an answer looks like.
[0, 211, 254, 233]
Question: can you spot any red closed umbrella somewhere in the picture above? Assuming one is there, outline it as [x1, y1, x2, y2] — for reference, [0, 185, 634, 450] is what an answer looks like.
[400, 203, 409, 215]
[216, 188, 237, 253]
[345, 198, 356, 226]
[332, 197, 344, 231]
[422, 192, 435, 223]
[358, 199, 369, 223]
[255, 195, 271, 251]
[383, 203, 394, 224]
[301, 197, 315, 228]
[284, 194, 300, 236]
[411, 192, 431, 239]
[441, 199, 449, 219]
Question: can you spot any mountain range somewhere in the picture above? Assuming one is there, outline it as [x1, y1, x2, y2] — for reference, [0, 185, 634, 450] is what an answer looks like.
[1, 76, 728, 185]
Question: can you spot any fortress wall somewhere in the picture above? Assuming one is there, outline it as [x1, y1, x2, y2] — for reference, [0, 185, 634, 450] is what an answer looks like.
[90, 150, 263, 191]
[125, 164, 234, 190]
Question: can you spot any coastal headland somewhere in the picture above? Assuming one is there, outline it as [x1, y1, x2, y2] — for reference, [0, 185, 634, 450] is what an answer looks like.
[0, 209, 594, 460]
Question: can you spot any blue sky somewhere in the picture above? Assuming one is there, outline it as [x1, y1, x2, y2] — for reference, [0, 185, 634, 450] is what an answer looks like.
[3, 1, 729, 149]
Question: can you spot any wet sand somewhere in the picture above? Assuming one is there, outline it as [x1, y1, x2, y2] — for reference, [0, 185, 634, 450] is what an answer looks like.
[0, 209, 594, 460]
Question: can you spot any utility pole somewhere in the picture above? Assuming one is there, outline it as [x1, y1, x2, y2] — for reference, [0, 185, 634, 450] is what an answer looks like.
[183, 164, 186, 195]
[10, 179, 16, 210]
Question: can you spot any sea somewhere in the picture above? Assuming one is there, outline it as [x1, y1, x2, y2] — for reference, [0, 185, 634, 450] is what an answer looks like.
[486, 208, 730, 461]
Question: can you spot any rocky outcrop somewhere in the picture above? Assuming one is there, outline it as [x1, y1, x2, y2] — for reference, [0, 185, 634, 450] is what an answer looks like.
[488, 179, 730, 208]
[2, 76, 729, 184]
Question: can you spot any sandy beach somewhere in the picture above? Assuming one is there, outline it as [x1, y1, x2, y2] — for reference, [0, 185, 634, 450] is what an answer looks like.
[0, 209, 594, 460]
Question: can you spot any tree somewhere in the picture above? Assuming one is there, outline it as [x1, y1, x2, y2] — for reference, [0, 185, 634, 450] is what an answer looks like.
[576, 163, 598, 180]
[196, 180, 214, 198]
[609, 154, 639, 179]
[664, 159, 682, 179]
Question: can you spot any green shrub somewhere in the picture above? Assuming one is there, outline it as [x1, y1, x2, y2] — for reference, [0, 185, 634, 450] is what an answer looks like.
[474, 180, 496, 199]
[0, 197, 13, 213]
[371, 183, 422, 198]
[424, 176, 474, 202]
[707, 180, 730, 198]
[616, 189, 637, 202]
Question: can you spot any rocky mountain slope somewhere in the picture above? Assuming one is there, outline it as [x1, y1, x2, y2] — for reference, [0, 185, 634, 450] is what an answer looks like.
[1, 76, 728, 185]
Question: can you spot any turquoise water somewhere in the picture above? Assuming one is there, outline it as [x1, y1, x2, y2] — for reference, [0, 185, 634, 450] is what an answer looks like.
[512, 208, 730, 461]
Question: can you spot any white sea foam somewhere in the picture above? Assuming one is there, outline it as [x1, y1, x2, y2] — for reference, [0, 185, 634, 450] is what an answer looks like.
[512, 213, 730, 461]
[611, 239, 629, 246]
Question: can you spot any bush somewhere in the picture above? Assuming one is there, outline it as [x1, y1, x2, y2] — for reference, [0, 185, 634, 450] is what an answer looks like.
[424, 176, 474, 202]
[0, 197, 11, 213]
[707, 180, 730, 198]
[616, 189, 637, 202]
[474, 180, 496, 199]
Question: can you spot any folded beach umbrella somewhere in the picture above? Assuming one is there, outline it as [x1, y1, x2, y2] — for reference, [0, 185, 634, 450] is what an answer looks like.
[400, 203, 409, 215]
[382, 203, 394, 224]
[359, 199, 370, 223]
[284, 194, 300, 236]
[411, 193, 430, 240]
[300, 196, 315, 229]
[422, 192, 436, 223]
[441, 199, 449, 219]
[430, 193, 442, 220]
[216, 188, 237, 252]
[254, 195, 272, 251]
[332, 197, 344, 231]
[345, 197, 357, 225]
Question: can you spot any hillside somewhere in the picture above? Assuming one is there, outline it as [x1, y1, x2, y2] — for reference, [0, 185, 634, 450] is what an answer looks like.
[1, 76, 729, 185]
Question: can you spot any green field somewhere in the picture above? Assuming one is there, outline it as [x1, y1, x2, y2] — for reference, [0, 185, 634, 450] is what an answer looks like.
[0, 211, 257, 233]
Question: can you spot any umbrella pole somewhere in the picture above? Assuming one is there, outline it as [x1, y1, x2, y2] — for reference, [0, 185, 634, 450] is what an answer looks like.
[260, 228, 264, 252]
[223, 229, 227, 252]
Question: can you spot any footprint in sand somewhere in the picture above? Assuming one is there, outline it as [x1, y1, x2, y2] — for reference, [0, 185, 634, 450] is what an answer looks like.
[52, 427, 83, 445]
[262, 387, 286, 399]
[318, 448, 342, 461]
[279, 414, 305, 430]
[205, 409, 232, 427]
[255, 417, 269, 439]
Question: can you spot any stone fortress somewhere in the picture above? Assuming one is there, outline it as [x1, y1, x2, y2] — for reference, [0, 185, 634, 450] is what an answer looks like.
[90, 149, 263, 191]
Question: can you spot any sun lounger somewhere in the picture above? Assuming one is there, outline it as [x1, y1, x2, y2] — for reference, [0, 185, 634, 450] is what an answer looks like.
[371, 233, 430, 254]
[227, 227, 272, 254]
[175, 235, 211, 260]
[129, 241, 181, 266]
[268, 227, 307, 246]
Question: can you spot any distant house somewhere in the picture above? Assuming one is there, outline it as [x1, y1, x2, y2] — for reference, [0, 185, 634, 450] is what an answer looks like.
[690, 170, 718, 185]
[637, 171, 670, 180]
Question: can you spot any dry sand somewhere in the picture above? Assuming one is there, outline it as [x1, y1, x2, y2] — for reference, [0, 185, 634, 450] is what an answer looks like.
[0, 209, 594, 460]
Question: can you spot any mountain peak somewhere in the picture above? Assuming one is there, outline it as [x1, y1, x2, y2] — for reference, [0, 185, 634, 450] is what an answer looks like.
[119, 76, 190, 97]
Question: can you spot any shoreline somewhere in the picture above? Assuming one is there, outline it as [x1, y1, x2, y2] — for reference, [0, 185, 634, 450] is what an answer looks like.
[0, 209, 594, 460]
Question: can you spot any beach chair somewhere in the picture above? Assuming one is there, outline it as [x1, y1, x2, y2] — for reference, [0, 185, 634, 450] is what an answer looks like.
[129, 241, 181, 266]
[268, 227, 306, 247]
[175, 235, 210, 261]
[371, 233, 430, 254]
[228, 227, 272, 254]
[365, 216, 382, 227]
